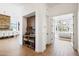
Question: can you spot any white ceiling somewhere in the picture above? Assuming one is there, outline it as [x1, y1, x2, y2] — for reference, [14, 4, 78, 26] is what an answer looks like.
[24, 12, 35, 17]
[14, 3, 59, 7]
[46, 3, 60, 7]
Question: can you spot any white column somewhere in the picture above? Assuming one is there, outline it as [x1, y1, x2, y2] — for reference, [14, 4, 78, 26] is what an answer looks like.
[35, 10, 46, 52]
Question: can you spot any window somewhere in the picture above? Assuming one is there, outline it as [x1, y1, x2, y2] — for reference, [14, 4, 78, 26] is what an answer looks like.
[56, 19, 73, 32]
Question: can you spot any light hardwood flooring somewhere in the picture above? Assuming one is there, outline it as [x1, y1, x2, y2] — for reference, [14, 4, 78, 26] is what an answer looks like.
[0, 36, 78, 56]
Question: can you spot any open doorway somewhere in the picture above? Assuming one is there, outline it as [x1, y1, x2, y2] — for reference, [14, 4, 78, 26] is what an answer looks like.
[23, 12, 35, 50]
[46, 13, 75, 55]
[52, 14, 73, 47]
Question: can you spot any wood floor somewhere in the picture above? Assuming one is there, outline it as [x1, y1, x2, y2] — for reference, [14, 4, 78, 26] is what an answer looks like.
[0, 36, 79, 56]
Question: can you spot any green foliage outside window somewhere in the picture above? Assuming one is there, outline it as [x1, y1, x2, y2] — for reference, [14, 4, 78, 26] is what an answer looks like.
[56, 20, 70, 32]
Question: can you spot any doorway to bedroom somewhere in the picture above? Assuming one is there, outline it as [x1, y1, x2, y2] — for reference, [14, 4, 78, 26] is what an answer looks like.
[52, 14, 73, 48]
